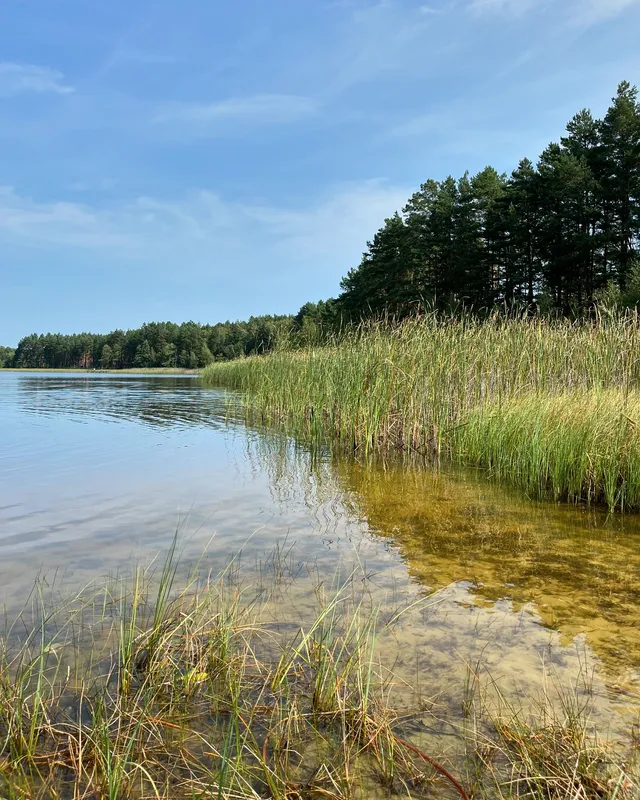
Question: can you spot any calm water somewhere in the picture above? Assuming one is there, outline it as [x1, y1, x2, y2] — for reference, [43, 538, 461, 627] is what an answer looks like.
[1, 372, 640, 733]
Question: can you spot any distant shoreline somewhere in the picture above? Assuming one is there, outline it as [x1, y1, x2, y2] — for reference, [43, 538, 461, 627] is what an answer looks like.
[0, 367, 200, 375]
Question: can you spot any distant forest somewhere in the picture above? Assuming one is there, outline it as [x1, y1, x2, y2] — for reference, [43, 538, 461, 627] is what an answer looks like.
[3, 81, 639, 370]
[3, 304, 336, 369]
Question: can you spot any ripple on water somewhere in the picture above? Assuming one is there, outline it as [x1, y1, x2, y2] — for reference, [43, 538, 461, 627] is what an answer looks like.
[1, 370, 639, 744]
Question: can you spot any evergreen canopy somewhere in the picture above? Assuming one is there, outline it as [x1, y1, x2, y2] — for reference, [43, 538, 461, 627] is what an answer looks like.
[338, 81, 640, 318]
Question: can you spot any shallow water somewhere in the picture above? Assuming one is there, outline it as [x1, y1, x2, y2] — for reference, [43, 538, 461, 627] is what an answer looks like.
[1, 372, 639, 739]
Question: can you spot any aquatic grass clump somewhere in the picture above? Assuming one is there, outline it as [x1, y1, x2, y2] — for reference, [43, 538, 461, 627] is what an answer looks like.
[455, 389, 640, 510]
[202, 312, 640, 510]
[0, 551, 461, 800]
[476, 671, 640, 800]
[460, 683, 640, 800]
[491, 714, 633, 800]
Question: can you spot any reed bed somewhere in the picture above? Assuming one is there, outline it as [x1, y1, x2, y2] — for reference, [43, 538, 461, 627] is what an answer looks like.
[202, 312, 640, 510]
[455, 389, 640, 510]
[0, 544, 637, 800]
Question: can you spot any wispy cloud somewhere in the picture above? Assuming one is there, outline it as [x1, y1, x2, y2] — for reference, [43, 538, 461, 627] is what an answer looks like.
[467, 0, 640, 25]
[240, 180, 410, 262]
[418, 4, 445, 15]
[0, 187, 128, 248]
[154, 94, 318, 136]
[0, 181, 408, 289]
[324, 1, 435, 93]
[0, 63, 74, 98]
[571, 0, 640, 26]
[467, 0, 538, 16]
[97, 42, 178, 77]
[385, 111, 450, 139]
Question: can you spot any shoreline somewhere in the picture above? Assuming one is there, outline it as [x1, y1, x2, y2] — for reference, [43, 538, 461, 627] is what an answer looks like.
[0, 367, 201, 375]
[201, 314, 640, 512]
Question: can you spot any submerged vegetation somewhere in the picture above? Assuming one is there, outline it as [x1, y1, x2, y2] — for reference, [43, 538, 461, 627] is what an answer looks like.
[203, 312, 640, 511]
[0, 543, 637, 800]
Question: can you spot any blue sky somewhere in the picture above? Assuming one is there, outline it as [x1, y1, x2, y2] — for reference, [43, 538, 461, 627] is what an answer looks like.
[1, 0, 639, 344]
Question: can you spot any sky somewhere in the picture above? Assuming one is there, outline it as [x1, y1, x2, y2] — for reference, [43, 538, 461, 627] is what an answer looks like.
[1, 0, 639, 345]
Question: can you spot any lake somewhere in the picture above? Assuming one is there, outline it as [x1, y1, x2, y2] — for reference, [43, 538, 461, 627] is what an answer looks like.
[1, 371, 639, 742]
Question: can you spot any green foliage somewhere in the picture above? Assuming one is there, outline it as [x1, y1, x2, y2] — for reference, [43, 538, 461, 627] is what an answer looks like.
[99, 343, 114, 369]
[0, 345, 15, 368]
[337, 81, 640, 319]
[621, 257, 640, 306]
[10, 315, 299, 370]
[594, 256, 640, 310]
[7, 299, 345, 370]
[133, 339, 153, 368]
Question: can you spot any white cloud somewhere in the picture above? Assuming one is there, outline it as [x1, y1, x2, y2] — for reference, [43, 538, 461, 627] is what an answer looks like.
[467, 0, 538, 15]
[154, 94, 318, 136]
[467, 0, 639, 24]
[0, 182, 409, 285]
[0, 62, 74, 98]
[0, 187, 128, 248]
[571, 0, 640, 26]
[240, 180, 410, 261]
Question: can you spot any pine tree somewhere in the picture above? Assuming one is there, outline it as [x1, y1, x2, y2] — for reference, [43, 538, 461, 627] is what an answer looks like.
[339, 213, 412, 318]
[600, 81, 640, 287]
[133, 340, 154, 368]
[100, 344, 114, 369]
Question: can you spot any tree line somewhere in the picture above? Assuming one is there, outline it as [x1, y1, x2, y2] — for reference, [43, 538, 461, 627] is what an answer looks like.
[338, 81, 640, 318]
[7, 317, 291, 370]
[4, 302, 341, 370]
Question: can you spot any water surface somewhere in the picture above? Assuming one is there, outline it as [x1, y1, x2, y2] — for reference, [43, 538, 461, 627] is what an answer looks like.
[1, 371, 639, 737]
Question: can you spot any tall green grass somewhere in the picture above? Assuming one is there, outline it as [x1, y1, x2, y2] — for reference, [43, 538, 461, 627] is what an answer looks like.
[1, 545, 637, 799]
[202, 311, 640, 510]
[0, 545, 474, 800]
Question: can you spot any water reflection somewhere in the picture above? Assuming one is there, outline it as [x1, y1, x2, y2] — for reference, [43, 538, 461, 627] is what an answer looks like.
[0, 373, 369, 614]
[12, 373, 241, 429]
[1, 371, 640, 713]
[246, 434, 640, 693]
